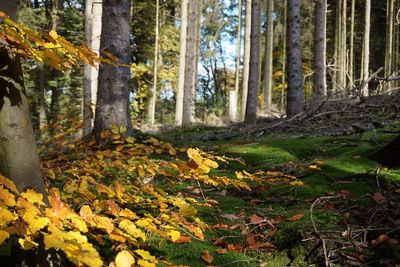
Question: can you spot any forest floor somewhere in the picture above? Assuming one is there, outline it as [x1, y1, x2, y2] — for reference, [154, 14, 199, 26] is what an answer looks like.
[35, 94, 400, 267]
[155, 96, 400, 266]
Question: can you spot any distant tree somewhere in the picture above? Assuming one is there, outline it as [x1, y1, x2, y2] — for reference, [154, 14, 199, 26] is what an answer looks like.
[286, 0, 304, 117]
[384, 0, 394, 92]
[175, 0, 188, 126]
[313, 0, 327, 99]
[241, 0, 251, 121]
[229, 0, 242, 122]
[360, 0, 371, 96]
[83, 0, 102, 136]
[148, 0, 160, 126]
[349, 0, 355, 88]
[244, 0, 261, 123]
[0, 1, 47, 197]
[263, 0, 274, 111]
[93, 0, 134, 140]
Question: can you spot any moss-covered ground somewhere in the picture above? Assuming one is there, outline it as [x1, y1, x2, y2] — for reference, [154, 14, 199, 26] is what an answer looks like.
[152, 128, 400, 266]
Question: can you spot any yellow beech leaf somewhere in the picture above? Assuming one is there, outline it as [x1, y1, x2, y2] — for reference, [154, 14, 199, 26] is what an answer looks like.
[21, 189, 45, 206]
[289, 180, 304, 186]
[0, 175, 19, 194]
[44, 224, 103, 267]
[125, 136, 136, 144]
[179, 204, 197, 217]
[167, 230, 181, 242]
[22, 211, 50, 234]
[137, 260, 156, 267]
[49, 30, 58, 40]
[0, 206, 17, 227]
[0, 186, 16, 206]
[119, 219, 146, 241]
[115, 250, 135, 267]
[18, 238, 38, 250]
[119, 209, 138, 220]
[0, 230, 10, 245]
[135, 249, 156, 262]
[135, 218, 156, 233]
[235, 171, 245, 179]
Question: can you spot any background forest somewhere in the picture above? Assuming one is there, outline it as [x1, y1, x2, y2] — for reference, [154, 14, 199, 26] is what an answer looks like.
[1, 0, 400, 266]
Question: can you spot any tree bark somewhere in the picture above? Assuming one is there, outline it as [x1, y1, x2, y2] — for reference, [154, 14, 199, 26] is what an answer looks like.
[286, 0, 304, 118]
[93, 0, 134, 140]
[349, 0, 355, 88]
[148, 0, 160, 126]
[244, 0, 261, 123]
[384, 0, 394, 92]
[175, 0, 188, 126]
[361, 0, 371, 96]
[263, 0, 274, 111]
[241, 0, 251, 121]
[83, 0, 102, 136]
[0, 2, 47, 197]
[313, 0, 327, 99]
[182, 0, 200, 126]
[229, 0, 242, 123]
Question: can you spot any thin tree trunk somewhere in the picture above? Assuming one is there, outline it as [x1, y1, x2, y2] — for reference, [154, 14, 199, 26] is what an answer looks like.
[384, 0, 394, 92]
[263, 0, 274, 111]
[148, 0, 160, 126]
[313, 0, 327, 99]
[0, 1, 47, 197]
[241, 0, 251, 121]
[349, 0, 355, 88]
[175, 0, 188, 126]
[38, 62, 48, 131]
[83, 0, 102, 136]
[361, 0, 371, 96]
[93, 0, 134, 140]
[229, 0, 242, 122]
[340, 0, 347, 95]
[281, 0, 287, 111]
[245, 0, 261, 123]
[286, 0, 304, 118]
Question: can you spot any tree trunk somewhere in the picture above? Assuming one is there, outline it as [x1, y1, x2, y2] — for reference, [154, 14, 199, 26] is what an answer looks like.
[93, 0, 134, 140]
[182, 0, 200, 126]
[229, 0, 242, 123]
[241, 0, 251, 121]
[384, 0, 394, 93]
[38, 62, 48, 131]
[148, 0, 159, 126]
[244, 0, 261, 123]
[286, 0, 304, 118]
[340, 0, 347, 95]
[361, 0, 371, 96]
[175, 0, 188, 126]
[349, 0, 355, 88]
[0, 2, 47, 197]
[313, 0, 327, 99]
[263, 0, 274, 111]
[83, 0, 102, 136]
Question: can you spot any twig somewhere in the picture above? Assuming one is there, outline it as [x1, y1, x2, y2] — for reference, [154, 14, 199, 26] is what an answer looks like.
[310, 196, 338, 267]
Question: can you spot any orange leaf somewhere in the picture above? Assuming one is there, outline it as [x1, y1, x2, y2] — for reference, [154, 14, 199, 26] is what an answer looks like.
[248, 214, 265, 224]
[201, 250, 213, 264]
[372, 192, 386, 203]
[172, 234, 192, 243]
[287, 213, 304, 222]
[245, 234, 257, 247]
[371, 234, 389, 246]
[215, 248, 227, 254]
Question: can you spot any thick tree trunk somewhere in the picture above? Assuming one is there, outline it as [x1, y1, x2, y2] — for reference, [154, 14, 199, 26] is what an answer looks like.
[244, 0, 261, 123]
[263, 0, 274, 111]
[286, 0, 304, 118]
[93, 0, 133, 140]
[182, 0, 200, 126]
[175, 0, 188, 126]
[83, 0, 102, 136]
[241, 0, 251, 121]
[313, 0, 327, 99]
[0, 2, 47, 197]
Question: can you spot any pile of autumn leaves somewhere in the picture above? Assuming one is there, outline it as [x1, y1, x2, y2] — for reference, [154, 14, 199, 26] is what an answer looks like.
[0, 128, 303, 267]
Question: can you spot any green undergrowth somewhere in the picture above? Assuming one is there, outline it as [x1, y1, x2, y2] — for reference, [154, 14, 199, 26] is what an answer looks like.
[156, 128, 400, 266]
